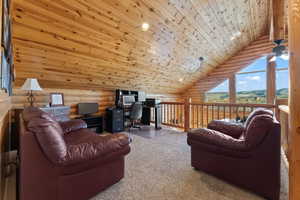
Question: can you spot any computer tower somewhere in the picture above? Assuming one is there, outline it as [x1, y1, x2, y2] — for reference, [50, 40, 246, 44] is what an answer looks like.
[141, 107, 151, 125]
[106, 108, 124, 133]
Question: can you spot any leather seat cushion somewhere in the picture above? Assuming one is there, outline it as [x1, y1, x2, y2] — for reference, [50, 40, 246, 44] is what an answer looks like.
[60, 145, 130, 175]
[63, 130, 130, 166]
[59, 119, 87, 135]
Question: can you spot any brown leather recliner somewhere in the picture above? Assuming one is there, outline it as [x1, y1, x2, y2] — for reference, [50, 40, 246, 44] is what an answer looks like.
[187, 108, 281, 200]
[20, 107, 131, 200]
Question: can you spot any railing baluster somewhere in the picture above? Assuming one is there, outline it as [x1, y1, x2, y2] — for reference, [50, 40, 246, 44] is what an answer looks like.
[206, 105, 209, 127]
[197, 105, 199, 128]
[158, 102, 276, 130]
[201, 105, 204, 127]
[211, 105, 215, 120]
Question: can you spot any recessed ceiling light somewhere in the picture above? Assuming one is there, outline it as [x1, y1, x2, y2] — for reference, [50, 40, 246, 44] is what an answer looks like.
[142, 23, 150, 31]
[230, 31, 242, 41]
[179, 78, 184, 82]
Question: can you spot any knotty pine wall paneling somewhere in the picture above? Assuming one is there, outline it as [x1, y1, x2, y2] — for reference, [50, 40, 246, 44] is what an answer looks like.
[0, 91, 11, 200]
[12, 88, 183, 118]
[12, 88, 115, 118]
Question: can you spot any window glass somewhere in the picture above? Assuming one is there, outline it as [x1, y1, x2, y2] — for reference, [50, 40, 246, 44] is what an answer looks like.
[236, 72, 266, 103]
[276, 55, 289, 98]
[205, 80, 229, 103]
[236, 57, 266, 103]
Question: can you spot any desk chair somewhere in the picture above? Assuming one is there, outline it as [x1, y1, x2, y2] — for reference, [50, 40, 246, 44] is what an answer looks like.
[129, 102, 143, 130]
[128, 102, 143, 142]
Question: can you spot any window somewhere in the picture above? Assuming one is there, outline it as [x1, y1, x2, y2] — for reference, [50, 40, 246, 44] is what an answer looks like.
[276, 56, 289, 99]
[236, 56, 267, 104]
[205, 79, 229, 103]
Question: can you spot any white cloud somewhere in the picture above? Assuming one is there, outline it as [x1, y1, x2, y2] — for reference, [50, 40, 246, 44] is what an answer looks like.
[246, 76, 261, 81]
[281, 54, 289, 60]
[238, 81, 247, 85]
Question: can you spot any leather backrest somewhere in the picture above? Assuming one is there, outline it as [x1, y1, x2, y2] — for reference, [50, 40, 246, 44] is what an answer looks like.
[244, 114, 274, 148]
[244, 108, 273, 129]
[23, 106, 48, 122]
[23, 107, 67, 164]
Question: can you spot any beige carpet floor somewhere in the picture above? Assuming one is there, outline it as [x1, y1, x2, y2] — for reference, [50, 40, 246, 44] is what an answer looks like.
[91, 127, 288, 200]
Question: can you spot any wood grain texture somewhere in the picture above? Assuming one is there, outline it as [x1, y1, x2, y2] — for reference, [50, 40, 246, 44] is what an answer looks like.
[12, 88, 183, 118]
[271, 0, 287, 40]
[0, 90, 11, 200]
[229, 75, 236, 103]
[266, 55, 276, 104]
[11, 0, 270, 94]
[12, 88, 115, 118]
[288, 0, 300, 199]
[185, 35, 275, 101]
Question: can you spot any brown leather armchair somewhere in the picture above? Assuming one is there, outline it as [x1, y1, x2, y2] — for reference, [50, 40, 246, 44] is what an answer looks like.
[187, 109, 281, 200]
[20, 107, 131, 200]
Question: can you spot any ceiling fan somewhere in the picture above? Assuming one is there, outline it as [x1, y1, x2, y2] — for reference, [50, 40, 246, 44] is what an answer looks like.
[272, 39, 288, 57]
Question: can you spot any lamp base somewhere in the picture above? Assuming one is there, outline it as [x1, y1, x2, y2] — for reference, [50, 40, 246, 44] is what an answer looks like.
[27, 91, 35, 107]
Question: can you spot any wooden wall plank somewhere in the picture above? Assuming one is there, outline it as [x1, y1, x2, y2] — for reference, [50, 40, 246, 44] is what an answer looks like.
[288, 0, 300, 199]
[12, 88, 183, 119]
[266, 55, 276, 104]
[0, 90, 11, 200]
[11, 0, 271, 94]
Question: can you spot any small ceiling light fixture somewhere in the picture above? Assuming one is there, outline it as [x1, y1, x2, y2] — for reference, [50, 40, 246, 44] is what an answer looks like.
[179, 78, 184, 82]
[142, 22, 150, 31]
[230, 31, 242, 41]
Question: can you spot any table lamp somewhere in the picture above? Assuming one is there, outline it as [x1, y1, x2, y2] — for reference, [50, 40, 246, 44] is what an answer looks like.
[21, 78, 43, 106]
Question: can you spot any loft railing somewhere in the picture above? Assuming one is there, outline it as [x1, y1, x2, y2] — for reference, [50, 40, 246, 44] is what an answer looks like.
[189, 103, 277, 129]
[150, 102, 185, 128]
[278, 105, 290, 161]
[151, 102, 277, 131]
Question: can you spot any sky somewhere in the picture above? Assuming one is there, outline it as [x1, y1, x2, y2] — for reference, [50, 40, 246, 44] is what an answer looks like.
[209, 56, 289, 93]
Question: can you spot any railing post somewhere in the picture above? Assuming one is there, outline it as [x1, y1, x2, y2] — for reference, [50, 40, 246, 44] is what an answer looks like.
[184, 98, 190, 132]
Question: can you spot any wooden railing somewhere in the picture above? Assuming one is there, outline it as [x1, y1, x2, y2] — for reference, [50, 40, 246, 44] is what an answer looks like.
[151, 102, 185, 128]
[278, 105, 290, 161]
[151, 102, 277, 131]
[189, 103, 277, 129]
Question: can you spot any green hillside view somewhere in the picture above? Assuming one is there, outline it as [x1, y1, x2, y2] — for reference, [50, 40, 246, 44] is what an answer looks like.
[206, 88, 288, 103]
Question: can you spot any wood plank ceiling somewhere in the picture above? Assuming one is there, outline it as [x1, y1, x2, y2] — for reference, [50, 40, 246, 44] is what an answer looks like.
[185, 35, 275, 101]
[12, 0, 270, 94]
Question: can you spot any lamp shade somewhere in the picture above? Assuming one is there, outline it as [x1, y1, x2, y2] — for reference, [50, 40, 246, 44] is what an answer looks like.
[21, 78, 43, 91]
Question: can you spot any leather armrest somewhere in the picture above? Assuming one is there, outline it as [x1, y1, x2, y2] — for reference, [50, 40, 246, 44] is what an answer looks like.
[59, 119, 87, 134]
[63, 134, 130, 166]
[207, 120, 245, 139]
[187, 128, 246, 151]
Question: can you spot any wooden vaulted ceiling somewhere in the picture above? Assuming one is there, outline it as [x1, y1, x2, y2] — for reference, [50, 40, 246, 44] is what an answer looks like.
[186, 35, 275, 97]
[12, 0, 271, 94]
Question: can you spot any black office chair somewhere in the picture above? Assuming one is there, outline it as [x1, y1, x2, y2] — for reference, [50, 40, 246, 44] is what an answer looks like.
[128, 102, 143, 142]
[129, 102, 143, 130]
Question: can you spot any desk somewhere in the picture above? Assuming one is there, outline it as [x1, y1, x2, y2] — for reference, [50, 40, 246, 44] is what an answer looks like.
[141, 105, 162, 129]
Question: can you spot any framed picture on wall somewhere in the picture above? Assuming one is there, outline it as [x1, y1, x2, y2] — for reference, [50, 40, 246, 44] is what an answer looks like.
[50, 93, 64, 107]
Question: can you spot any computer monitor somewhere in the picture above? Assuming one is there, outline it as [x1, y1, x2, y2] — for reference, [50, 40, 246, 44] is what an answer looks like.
[138, 91, 146, 102]
[122, 95, 136, 106]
